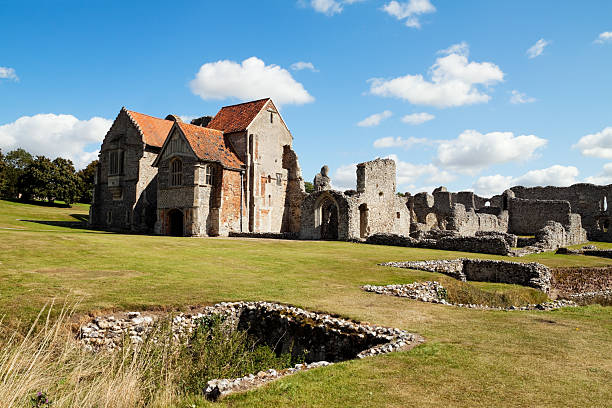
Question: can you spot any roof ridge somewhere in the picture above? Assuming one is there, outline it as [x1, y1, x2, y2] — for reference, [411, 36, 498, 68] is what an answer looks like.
[219, 98, 270, 109]
[124, 108, 172, 122]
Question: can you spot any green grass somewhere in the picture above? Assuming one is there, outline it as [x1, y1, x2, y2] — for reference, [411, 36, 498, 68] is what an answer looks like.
[1, 199, 611, 407]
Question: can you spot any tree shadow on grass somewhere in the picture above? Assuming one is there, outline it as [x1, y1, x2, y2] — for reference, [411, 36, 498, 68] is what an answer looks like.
[20, 214, 96, 231]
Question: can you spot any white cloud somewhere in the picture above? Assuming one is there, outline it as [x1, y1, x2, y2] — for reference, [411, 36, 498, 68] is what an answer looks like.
[526, 38, 550, 59]
[382, 0, 436, 28]
[473, 165, 579, 196]
[333, 154, 454, 191]
[436, 129, 547, 173]
[585, 163, 612, 185]
[368, 44, 504, 108]
[473, 174, 514, 197]
[0, 114, 112, 169]
[357, 110, 392, 127]
[510, 90, 536, 104]
[437, 41, 469, 57]
[305, 0, 364, 15]
[0, 67, 18, 81]
[332, 163, 358, 190]
[573, 127, 612, 159]
[373, 136, 428, 148]
[401, 112, 435, 124]
[189, 56, 314, 107]
[290, 61, 318, 72]
[513, 165, 578, 187]
[594, 31, 612, 44]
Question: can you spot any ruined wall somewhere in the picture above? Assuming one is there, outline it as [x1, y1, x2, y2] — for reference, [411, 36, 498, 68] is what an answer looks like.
[90, 110, 158, 232]
[508, 197, 572, 235]
[509, 184, 612, 240]
[382, 258, 551, 292]
[353, 159, 408, 237]
[246, 100, 304, 234]
[299, 190, 355, 240]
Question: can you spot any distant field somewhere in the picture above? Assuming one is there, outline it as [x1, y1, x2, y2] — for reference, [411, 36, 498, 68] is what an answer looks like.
[0, 199, 610, 407]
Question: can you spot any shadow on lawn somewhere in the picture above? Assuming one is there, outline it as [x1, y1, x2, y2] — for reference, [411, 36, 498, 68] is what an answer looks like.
[20, 214, 94, 231]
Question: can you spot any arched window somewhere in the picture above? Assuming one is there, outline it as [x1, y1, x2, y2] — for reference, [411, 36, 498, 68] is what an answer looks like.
[171, 159, 183, 186]
[205, 164, 214, 185]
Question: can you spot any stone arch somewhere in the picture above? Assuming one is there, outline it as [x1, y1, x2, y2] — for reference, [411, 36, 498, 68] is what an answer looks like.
[315, 193, 339, 240]
[604, 196, 608, 212]
[485, 201, 491, 207]
[168, 209, 184, 237]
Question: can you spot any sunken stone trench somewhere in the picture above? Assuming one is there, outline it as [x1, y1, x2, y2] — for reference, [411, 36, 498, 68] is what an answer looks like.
[79, 301, 423, 400]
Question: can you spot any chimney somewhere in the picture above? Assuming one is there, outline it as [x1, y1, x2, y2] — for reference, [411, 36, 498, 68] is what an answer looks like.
[190, 116, 213, 127]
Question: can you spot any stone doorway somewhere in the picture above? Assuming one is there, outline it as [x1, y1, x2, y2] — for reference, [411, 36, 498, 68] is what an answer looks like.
[168, 209, 184, 237]
[319, 199, 338, 240]
[359, 203, 369, 238]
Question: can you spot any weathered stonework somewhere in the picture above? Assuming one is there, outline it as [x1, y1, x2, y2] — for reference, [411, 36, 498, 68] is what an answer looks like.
[299, 159, 409, 240]
[380, 258, 552, 292]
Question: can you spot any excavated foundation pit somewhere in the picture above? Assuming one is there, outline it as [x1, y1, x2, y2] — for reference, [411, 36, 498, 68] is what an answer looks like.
[79, 301, 423, 400]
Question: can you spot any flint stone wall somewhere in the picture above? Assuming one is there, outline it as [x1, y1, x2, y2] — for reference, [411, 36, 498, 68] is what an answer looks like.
[366, 233, 511, 255]
[381, 258, 551, 292]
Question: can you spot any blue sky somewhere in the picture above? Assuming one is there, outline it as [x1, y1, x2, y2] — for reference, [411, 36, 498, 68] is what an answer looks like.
[1, 0, 611, 196]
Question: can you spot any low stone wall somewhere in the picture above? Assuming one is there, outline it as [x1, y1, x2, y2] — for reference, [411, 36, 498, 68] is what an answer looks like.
[380, 258, 552, 292]
[556, 247, 612, 259]
[365, 233, 511, 255]
[79, 301, 423, 400]
[362, 281, 574, 310]
[475, 231, 518, 248]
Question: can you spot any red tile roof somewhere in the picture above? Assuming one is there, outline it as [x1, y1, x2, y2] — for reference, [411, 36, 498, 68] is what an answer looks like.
[124, 109, 174, 148]
[206, 98, 270, 134]
[176, 122, 244, 170]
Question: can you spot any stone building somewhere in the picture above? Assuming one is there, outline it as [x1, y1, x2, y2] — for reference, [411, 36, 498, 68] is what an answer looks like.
[89, 108, 172, 232]
[299, 159, 410, 240]
[90, 98, 305, 236]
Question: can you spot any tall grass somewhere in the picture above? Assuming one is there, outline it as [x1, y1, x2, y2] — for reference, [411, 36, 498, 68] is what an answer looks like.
[0, 303, 296, 407]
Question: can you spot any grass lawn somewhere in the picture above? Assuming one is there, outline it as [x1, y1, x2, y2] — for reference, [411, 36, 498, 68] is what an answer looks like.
[0, 199, 611, 407]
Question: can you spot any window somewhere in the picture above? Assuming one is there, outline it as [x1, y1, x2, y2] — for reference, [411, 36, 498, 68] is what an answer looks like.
[270, 112, 274, 123]
[108, 150, 124, 175]
[205, 164, 214, 185]
[171, 159, 183, 186]
[106, 210, 112, 224]
[276, 173, 282, 186]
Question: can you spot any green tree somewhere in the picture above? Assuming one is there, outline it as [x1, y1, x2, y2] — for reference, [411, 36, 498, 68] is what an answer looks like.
[77, 160, 98, 203]
[0, 149, 6, 196]
[18, 155, 54, 202]
[51, 157, 79, 205]
[304, 181, 314, 194]
[1, 148, 33, 199]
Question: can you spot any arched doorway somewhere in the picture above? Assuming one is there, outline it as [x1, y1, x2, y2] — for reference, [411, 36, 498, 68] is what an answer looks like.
[317, 196, 339, 240]
[168, 209, 184, 237]
[359, 203, 369, 238]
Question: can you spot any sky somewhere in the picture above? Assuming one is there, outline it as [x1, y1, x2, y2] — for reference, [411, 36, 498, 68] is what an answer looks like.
[1, 0, 611, 197]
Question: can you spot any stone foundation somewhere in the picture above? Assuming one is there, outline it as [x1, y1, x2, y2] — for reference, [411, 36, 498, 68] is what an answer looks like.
[79, 301, 423, 400]
[380, 259, 552, 292]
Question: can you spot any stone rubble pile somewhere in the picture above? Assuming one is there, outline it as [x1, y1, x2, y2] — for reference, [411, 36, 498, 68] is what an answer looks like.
[361, 281, 576, 311]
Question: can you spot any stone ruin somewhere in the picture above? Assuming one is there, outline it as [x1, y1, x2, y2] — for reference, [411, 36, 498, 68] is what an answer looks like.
[79, 301, 423, 401]
[297, 158, 604, 255]
[380, 259, 552, 292]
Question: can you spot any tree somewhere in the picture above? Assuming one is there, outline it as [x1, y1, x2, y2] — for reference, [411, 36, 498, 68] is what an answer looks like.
[51, 157, 79, 205]
[18, 155, 54, 202]
[304, 181, 314, 194]
[77, 160, 98, 203]
[1, 148, 33, 199]
[0, 149, 6, 196]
